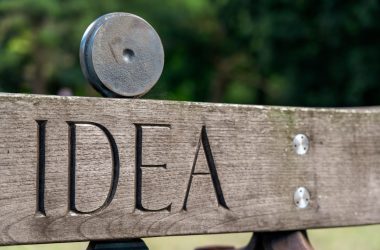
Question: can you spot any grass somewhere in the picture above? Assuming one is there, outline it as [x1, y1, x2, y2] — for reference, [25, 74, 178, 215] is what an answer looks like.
[0, 225, 379, 250]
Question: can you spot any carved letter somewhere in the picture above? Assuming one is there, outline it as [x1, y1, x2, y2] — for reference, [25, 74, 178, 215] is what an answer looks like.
[36, 120, 47, 216]
[182, 126, 228, 210]
[67, 122, 120, 214]
[135, 124, 172, 212]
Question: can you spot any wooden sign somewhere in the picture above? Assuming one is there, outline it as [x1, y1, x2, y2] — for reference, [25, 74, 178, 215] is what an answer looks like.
[0, 93, 379, 245]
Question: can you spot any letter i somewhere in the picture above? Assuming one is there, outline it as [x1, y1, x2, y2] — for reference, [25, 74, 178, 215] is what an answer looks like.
[36, 120, 47, 216]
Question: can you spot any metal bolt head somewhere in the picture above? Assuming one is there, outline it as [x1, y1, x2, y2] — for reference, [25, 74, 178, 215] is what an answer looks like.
[294, 187, 310, 209]
[80, 12, 164, 97]
[292, 134, 309, 155]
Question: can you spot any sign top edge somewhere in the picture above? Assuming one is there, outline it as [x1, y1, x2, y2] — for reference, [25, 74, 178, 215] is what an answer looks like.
[1, 92, 380, 114]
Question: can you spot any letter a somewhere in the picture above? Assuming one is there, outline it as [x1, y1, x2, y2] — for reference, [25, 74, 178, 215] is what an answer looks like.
[182, 126, 228, 211]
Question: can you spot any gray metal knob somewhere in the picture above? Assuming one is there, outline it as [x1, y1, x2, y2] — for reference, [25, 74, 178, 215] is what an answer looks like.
[80, 13, 164, 97]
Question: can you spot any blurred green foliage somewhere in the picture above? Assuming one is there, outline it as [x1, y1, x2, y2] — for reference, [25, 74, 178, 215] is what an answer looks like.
[0, 0, 379, 106]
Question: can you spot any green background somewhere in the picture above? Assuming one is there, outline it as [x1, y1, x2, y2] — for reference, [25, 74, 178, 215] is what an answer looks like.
[0, 0, 379, 249]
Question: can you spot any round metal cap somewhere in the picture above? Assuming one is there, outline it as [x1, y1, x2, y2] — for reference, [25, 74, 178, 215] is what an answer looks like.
[293, 187, 310, 209]
[80, 13, 164, 97]
[292, 134, 309, 155]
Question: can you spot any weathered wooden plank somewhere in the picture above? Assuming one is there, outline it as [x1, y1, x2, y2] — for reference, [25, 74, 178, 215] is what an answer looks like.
[0, 93, 379, 245]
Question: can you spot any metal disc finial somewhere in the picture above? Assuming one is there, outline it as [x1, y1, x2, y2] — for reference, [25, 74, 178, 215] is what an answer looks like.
[80, 12, 164, 97]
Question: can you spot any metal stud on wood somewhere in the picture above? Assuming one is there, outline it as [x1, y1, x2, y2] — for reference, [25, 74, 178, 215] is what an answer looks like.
[294, 187, 310, 209]
[292, 134, 309, 155]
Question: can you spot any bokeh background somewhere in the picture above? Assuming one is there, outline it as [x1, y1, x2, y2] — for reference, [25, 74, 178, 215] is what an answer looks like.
[0, 0, 380, 249]
[2, 0, 380, 106]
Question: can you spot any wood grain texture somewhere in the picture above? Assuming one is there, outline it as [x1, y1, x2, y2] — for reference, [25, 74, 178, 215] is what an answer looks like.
[0, 93, 379, 245]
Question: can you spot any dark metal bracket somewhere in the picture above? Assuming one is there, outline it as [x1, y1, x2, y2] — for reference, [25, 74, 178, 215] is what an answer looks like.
[195, 230, 314, 250]
[86, 230, 313, 250]
[244, 230, 314, 250]
[87, 239, 149, 250]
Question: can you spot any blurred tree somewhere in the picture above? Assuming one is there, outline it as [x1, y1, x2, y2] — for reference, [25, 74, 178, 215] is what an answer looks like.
[0, 0, 379, 106]
[218, 0, 380, 106]
[0, 0, 226, 100]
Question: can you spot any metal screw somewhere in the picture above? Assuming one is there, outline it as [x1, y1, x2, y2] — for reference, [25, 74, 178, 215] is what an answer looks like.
[80, 12, 164, 98]
[292, 134, 309, 155]
[293, 187, 310, 209]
